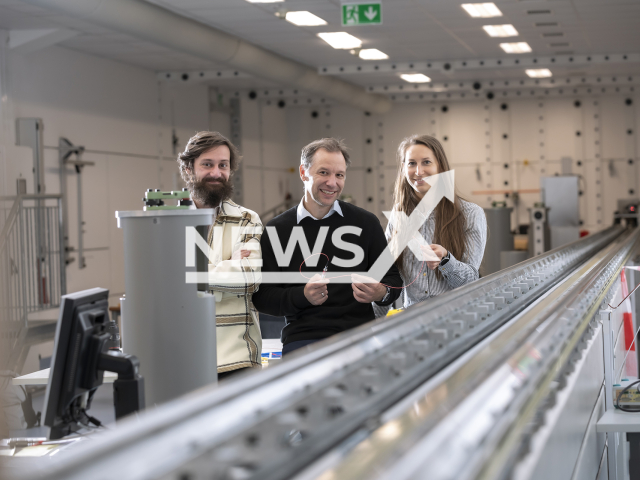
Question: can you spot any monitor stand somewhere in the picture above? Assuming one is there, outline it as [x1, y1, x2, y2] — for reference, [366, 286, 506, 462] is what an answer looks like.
[98, 352, 145, 420]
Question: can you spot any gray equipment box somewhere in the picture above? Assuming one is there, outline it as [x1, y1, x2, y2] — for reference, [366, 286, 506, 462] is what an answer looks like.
[541, 176, 580, 249]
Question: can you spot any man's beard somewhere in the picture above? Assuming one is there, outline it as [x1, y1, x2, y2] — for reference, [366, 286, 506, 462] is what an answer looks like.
[188, 176, 234, 207]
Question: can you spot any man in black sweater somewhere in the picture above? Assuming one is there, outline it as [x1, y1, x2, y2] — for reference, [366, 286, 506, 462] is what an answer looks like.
[252, 138, 402, 355]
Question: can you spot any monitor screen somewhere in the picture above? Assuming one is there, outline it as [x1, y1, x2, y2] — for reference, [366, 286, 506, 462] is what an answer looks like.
[43, 287, 110, 440]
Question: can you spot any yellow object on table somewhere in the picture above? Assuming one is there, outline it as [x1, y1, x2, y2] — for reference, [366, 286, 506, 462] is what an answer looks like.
[386, 308, 404, 316]
[514, 234, 528, 251]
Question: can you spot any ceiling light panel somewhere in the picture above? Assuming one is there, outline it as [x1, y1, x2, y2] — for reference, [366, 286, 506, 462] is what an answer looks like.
[461, 3, 503, 18]
[500, 42, 532, 53]
[285, 11, 327, 26]
[526, 68, 552, 78]
[483, 24, 518, 37]
[317, 32, 362, 49]
[400, 73, 431, 83]
[359, 49, 388, 60]
[245, 0, 284, 3]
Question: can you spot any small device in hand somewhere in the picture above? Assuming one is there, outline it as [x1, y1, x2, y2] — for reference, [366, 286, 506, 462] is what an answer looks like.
[321, 259, 329, 279]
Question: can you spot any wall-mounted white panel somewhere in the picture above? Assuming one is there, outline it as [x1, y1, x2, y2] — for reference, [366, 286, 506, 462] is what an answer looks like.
[381, 103, 433, 166]
[545, 98, 578, 160]
[456, 165, 485, 205]
[284, 108, 311, 170]
[510, 100, 543, 164]
[261, 103, 289, 170]
[262, 170, 290, 214]
[240, 98, 261, 168]
[209, 110, 230, 139]
[446, 102, 486, 167]
[601, 97, 631, 160]
[327, 105, 365, 168]
[491, 101, 511, 168]
[242, 167, 264, 217]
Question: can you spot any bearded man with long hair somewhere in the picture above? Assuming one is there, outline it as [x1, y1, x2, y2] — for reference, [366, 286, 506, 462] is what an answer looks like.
[178, 131, 263, 380]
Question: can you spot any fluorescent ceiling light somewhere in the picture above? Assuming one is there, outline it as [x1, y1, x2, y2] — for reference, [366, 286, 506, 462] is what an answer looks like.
[526, 68, 552, 78]
[317, 32, 362, 49]
[461, 3, 502, 18]
[500, 42, 532, 53]
[285, 11, 327, 26]
[245, 0, 284, 3]
[359, 48, 388, 60]
[483, 24, 518, 37]
[400, 73, 431, 83]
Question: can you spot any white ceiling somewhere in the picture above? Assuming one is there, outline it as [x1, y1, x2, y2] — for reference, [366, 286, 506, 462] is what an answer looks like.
[1, 0, 639, 93]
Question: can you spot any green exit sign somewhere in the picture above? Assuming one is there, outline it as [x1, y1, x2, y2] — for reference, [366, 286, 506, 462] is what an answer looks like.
[342, 3, 382, 26]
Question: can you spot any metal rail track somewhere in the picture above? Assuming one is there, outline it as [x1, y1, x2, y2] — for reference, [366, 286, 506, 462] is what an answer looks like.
[295, 226, 640, 480]
[27, 226, 625, 480]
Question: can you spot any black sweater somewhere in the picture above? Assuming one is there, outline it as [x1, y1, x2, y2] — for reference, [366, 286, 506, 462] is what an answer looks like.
[252, 201, 402, 345]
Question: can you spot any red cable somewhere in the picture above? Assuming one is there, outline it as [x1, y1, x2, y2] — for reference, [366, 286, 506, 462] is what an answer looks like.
[609, 281, 640, 310]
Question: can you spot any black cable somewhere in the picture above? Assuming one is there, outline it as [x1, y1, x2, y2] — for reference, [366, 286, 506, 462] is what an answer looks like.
[615, 379, 640, 412]
[86, 414, 102, 428]
[67, 390, 107, 431]
[82, 389, 108, 429]
[86, 388, 97, 411]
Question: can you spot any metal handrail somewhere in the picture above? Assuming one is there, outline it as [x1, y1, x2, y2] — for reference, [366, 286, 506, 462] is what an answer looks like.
[1, 194, 66, 311]
[0, 194, 63, 256]
[0, 194, 63, 201]
[1, 193, 66, 371]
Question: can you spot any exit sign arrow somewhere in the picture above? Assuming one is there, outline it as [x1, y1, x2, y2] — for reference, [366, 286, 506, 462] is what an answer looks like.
[364, 6, 378, 20]
[342, 2, 382, 26]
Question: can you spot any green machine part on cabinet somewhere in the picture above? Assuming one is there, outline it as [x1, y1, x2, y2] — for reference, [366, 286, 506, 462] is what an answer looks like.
[143, 188, 192, 210]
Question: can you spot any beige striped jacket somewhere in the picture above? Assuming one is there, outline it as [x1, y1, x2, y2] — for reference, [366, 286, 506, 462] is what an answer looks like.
[207, 199, 263, 373]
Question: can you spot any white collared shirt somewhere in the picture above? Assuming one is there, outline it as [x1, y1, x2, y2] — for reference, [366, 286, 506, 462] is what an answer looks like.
[189, 196, 221, 222]
[296, 198, 343, 224]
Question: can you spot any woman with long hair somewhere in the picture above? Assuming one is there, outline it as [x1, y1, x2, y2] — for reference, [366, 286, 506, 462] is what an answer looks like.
[380, 134, 487, 313]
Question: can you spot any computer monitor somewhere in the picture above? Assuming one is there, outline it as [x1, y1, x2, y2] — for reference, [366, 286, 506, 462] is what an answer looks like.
[43, 288, 144, 440]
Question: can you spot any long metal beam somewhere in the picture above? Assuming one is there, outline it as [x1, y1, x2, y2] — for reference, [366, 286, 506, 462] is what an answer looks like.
[22, 225, 627, 480]
[304, 227, 639, 480]
[366, 75, 640, 95]
[318, 53, 640, 77]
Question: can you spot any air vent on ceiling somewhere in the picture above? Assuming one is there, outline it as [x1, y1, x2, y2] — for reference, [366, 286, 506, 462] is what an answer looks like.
[550, 42, 570, 47]
[528, 9, 552, 14]
[542, 32, 563, 37]
[535, 22, 558, 27]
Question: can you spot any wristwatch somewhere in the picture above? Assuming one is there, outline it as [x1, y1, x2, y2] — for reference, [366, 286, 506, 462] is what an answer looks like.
[439, 251, 451, 267]
[381, 286, 392, 302]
